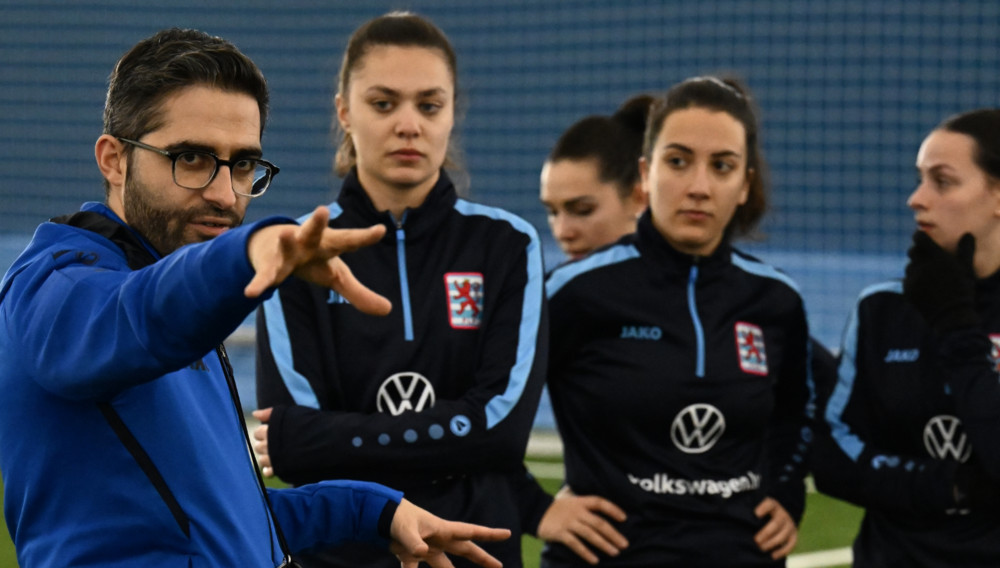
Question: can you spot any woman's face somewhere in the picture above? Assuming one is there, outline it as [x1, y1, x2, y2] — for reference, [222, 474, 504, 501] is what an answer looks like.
[908, 128, 1000, 255]
[641, 107, 749, 257]
[539, 158, 645, 260]
[336, 45, 454, 199]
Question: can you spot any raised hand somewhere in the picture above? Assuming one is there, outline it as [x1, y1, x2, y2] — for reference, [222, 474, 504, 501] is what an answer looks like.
[243, 205, 391, 316]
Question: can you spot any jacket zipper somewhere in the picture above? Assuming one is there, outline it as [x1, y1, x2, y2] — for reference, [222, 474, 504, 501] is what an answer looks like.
[394, 214, 415, 341]
[687, 263, 706, 378]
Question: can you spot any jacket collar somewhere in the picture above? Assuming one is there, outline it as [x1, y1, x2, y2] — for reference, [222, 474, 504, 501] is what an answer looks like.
[635, 210, 733, 278]
[51, 202, 161, 268]
[336, 169, 458, 240]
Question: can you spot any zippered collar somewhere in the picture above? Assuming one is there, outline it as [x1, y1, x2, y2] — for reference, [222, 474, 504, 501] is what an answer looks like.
[336, 169, 458, 240]
[635, 210, 733, 280]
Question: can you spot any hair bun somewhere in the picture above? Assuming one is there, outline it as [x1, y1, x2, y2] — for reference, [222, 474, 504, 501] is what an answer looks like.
[612, 94, 655, 135]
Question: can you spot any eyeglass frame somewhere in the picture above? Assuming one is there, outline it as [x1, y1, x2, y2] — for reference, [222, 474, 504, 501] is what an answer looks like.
[116, 137, 280, 198]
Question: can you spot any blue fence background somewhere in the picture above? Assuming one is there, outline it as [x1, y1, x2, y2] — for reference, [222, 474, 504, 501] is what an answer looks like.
[3, 1, 999, 425]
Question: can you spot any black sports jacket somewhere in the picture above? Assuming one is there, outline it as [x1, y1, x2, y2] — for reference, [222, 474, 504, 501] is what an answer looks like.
[256, 170, 547, 567]
[541, 213, 813, 567]
[814, 271, 1000, 568]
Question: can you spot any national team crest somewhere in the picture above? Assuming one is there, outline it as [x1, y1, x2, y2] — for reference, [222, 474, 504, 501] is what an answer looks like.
[735, 322, 768, 375]
[989, 334, 1000, 373]
[445, 272, 484, 329]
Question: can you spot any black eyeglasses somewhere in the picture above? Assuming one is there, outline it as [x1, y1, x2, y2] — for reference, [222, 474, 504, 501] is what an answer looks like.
[117, 138, 279, 198]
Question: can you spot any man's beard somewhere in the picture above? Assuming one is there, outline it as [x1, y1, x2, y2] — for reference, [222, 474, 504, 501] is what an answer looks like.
[123, 173, 242, 255]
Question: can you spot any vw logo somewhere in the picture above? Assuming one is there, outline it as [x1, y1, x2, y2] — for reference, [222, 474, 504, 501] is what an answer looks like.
[376, 372, 436, 416]
[923, 415, 971, 462]
[671, 403, 725, 454]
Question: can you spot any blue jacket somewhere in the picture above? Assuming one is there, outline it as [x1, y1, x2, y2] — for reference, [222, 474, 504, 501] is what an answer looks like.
[0, 202, 401, 567]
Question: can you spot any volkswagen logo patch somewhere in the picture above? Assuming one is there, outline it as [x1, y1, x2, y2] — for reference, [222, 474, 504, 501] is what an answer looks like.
[376, 372, 436, 416]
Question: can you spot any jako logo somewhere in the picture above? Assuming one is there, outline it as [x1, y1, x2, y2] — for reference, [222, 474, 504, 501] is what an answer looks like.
[620, 326, 662, 340]
[376, 372, 436, 416]
[884, 349, 919, 363]
[671, 404, 725, 454]
[327, 290, 352, 305]
[924, 415, 971, 462]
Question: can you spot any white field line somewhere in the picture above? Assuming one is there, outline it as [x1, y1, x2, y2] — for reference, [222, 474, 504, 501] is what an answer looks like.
[787, 547, 852, 568]
[525, 460, 564, 479]
[526, 431, 563, 457]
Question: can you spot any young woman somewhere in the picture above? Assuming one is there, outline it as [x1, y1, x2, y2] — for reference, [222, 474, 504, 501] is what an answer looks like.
[516, 95, 658, 565]
[542, 77, 814, 566]
[252, 13, 546, 567]
[540, 95, 652, 260]
[814, 108, 1000, 567]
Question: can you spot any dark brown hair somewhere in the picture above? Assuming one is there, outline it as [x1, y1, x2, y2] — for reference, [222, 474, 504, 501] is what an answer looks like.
[103, 28, 268, 195]
[938, 109, 1000, 181]
[548, 94, 654, 200]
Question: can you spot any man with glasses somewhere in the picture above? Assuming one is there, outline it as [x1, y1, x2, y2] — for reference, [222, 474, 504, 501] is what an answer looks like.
[117, 137, 280, 198]
[0, 28, 508, 568]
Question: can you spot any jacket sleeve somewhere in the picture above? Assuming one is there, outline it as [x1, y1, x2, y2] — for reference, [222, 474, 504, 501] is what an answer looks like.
[267, 480, 402, 554]
[762, 301, 814, 523]
[812, 293, 962, 515]
[1, 218, 287, 401]
[259, 227, 548, 486]
[513, 465, 555, 537]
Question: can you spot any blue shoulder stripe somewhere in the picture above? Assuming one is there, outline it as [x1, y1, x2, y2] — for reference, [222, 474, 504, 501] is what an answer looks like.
[296, 202, 343, 224]
[262, 291, 320, 409]
[824, 280, 902, 461]
[455, 200, 544, 429]
[730, 253, 801, 294]
[545, 244, 640, 299]
[261, 203, 346, 409]
[858, 280, 902, 300]
[731, 252, 821, 432]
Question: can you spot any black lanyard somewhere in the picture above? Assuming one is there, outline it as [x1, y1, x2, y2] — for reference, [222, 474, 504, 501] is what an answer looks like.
[55, 210, 299, 566]
[217, 344, 300, 567]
